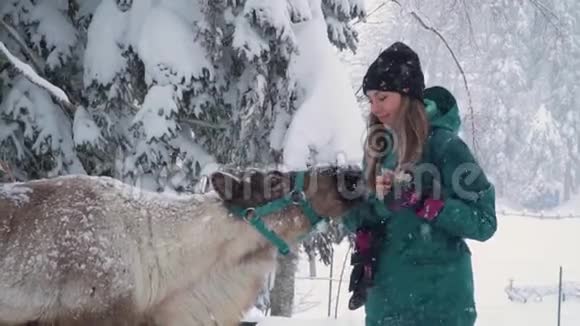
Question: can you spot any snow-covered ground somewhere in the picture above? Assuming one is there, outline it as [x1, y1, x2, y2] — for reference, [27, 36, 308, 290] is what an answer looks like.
[470, 214, 580, 325]
[254, 201, 580, 325]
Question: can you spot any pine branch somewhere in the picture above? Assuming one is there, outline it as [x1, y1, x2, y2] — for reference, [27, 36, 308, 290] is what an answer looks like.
[0, 40, 76, 118]
[179, 118, 229, 130]
[1, 124, 44, 177]
[119, 98, 228, 130]
[0, 18, 45, 73]
[121, 98, 142, 114]
[0, 160, 16, 182]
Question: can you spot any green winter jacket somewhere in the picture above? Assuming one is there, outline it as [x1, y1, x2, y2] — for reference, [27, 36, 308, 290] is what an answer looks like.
[343, 86, 497, 326]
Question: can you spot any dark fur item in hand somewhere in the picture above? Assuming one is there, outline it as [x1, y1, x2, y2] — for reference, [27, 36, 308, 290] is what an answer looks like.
[347, 227, 385, 310]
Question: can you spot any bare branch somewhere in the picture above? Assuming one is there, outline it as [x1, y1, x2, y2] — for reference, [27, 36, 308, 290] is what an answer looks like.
[352, 2, 388, 26]
[529, 0, 559, 22]
[460, 0, 477, 49]
[390, 0, 478, 155]
[528, 0, 564, 37]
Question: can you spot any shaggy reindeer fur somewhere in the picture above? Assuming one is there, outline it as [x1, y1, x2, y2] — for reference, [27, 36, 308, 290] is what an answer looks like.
[0, 168, 362, 326]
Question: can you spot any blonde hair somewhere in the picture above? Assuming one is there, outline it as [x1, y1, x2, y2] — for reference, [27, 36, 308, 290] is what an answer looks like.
[364, 96, 429, 191]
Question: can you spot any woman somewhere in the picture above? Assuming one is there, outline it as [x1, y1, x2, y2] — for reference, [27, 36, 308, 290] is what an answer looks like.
[343, 42, 497, 326]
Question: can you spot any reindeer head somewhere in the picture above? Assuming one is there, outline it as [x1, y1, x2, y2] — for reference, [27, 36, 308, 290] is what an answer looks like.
[210, 166, 365, 252]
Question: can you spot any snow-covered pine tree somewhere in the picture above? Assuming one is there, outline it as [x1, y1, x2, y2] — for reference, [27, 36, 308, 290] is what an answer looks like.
[549, 0, 580, 201]
[0, 0, 85, 180]
[82, 0, 218, 191]
[484, 0, 580, 208]
[192, 0, 299, 167]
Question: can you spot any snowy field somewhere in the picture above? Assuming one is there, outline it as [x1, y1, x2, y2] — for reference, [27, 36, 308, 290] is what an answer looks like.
[253, 205, 580, 325]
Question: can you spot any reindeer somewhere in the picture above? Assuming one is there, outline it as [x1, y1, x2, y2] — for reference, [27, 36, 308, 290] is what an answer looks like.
[0, 166, 364, 326]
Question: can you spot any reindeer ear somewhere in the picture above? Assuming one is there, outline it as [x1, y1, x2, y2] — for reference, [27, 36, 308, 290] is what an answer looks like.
[210, 171, 241, 201]
[241, 170, 288, 202]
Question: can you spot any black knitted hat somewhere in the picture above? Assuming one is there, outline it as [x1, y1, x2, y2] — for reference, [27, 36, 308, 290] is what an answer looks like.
[362, 42, 425, 101]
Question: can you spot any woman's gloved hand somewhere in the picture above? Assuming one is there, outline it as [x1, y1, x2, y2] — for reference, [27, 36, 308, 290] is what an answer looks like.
[348, 227, 383, 311]
[375, 169, 394, 200]
[415, 197, 445, 221]
[390, 187, 445, 221]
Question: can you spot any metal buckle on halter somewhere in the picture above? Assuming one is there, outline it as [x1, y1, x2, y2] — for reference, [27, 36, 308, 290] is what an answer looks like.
[227, 171, 322, 256]
[243, 207, 256, 222]
[290, 190, 306, 205]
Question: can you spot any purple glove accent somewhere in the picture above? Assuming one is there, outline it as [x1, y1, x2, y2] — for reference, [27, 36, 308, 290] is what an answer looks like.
[416, 198, 445, 221]
[355, 229, 372, 253]
[400, 190, 421, 208]
[387, 189, 421, 211]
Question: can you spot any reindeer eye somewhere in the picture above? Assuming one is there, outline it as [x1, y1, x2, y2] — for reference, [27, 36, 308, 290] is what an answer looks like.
[337, 168, 365, 200]
[344, 177, 359, 192]
[345, 171, 362, 188]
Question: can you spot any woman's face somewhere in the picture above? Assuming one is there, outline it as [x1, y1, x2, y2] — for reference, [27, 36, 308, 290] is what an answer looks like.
[367, 90, 403, 126]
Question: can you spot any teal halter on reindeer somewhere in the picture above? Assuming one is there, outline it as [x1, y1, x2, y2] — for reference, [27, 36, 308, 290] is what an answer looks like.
[226, 171, 326, 255]
[210, 166, 365, 256]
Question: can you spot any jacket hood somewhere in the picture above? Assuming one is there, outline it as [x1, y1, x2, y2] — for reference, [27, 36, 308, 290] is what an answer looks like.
[423, 86, 461, 134]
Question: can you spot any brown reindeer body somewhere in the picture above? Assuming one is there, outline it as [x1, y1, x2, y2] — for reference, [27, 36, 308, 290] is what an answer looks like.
[0, 168, 363, 326]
